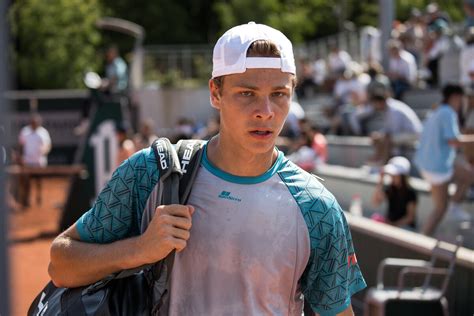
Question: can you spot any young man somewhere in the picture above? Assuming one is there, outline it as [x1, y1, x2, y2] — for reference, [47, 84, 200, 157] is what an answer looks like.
[49, 22, 366, 315]
[415, 84, 474, 236]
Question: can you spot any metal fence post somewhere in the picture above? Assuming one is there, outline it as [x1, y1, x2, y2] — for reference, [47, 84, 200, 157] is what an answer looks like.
[0, 0, 11, 315]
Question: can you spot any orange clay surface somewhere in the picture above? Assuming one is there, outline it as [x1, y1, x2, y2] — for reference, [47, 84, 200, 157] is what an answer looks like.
[8, 177, 70, 316]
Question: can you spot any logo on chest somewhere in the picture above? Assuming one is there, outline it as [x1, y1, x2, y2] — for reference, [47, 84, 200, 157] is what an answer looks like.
[218, 191, 242, 202]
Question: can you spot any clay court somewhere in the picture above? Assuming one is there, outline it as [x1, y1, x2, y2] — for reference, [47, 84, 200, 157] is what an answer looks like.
[8, 177, 69, 316]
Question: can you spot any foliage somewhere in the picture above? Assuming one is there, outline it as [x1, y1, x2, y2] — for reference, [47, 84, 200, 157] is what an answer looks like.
[213, 0, 339, 43]
[100, 0, 217, 45]
[9, 0, 467, 89]
[10, 0, 102, 89]
[396, 0, 465, 22]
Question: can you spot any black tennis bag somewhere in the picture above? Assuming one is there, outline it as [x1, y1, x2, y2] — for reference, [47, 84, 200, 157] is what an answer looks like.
[28, 138, 205, 316]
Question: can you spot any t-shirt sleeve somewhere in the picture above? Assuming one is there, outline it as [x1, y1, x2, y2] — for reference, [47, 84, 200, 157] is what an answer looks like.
[76, 148, 160, 243]
[441, 108, 460, 141]
[302, 201, 367, 315]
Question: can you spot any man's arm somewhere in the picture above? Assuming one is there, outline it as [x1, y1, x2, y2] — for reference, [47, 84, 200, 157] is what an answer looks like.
[49, 204, 194, 288]
[371, 173, 386, 207]
[448, 134, 474, 147]
[337, 304, 354, 316]
[313, 304, 354, 316]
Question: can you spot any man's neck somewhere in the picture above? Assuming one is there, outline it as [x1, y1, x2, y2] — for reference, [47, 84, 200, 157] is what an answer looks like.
[206, 135, 278, 177]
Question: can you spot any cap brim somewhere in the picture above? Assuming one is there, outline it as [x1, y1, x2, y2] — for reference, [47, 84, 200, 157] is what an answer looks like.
[384, 164, 400, 175]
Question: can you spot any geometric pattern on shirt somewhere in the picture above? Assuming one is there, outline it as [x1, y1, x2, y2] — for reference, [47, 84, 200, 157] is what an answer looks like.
[81, 147, 160, 243]
[278, 159, 366, 315]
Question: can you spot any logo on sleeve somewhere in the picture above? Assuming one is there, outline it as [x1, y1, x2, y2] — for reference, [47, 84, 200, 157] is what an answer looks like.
[348, 253, 358, 267]
[218, 191, 242, 202]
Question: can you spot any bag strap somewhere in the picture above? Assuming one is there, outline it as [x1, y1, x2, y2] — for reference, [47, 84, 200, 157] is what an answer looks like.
[107, 138, 183, 281]
[85, 139, 205, 294]
[175, 139, 206, 204]
[151, 139, 205, 314]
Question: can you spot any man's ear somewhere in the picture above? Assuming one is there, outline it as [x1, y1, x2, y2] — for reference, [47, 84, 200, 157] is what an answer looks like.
[209, 79, 221, 110]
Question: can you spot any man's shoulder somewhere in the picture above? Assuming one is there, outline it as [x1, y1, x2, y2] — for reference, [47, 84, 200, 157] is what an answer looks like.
[387, 98, 410, 109]
[401, 50, 416, 62]
[117, 146, 159, 176]
[20, 125, 31, 134]
[277, 158, 340, 212]
[387, 98, 417, 116]
[437, 104, 455, 116]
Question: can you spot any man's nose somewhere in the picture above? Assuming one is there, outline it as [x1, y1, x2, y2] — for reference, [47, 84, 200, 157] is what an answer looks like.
[255, 96, 274, 119]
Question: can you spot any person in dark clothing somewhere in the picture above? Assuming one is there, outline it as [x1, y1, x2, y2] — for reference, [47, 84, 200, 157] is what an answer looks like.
[372, 156, 418, 229]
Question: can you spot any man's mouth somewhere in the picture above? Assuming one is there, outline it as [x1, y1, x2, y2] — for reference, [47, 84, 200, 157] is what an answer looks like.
[249, 130, 273, 137]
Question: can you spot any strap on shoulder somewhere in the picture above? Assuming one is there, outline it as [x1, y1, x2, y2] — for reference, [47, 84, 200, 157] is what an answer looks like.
[175, 139, 205, 204]
[151, 138, 182, 186]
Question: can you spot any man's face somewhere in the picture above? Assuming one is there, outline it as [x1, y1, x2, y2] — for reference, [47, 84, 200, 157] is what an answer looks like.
[209, 68, 293, 155]
[106, 49, 117, 63]
[449, 94, 464, 110]
[371, 98, 386, 111]
[389, 47, 400, 58]
[469, 71, 474, 82]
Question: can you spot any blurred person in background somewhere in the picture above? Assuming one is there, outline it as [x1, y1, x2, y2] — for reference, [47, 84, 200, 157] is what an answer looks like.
[366, 80, 422, 165]
[333, 63, 369, 106]
[75, 45, 129, 135]
[386, 39, 417, 100]
[371, 156, 417, 230]
[172, 117, 195, 143]
[133, 118, 158, 150]
[18, 114, 51, 207]
[295, 59, 317, 99]
[465, 0, 474, 28]
[116, 122, 136, 167]
[312, 55, 327, 90]
[415, 84, 474, 236]
[194, 116, 220, 140]
[425, 19, 450, 87]
[277, 100, 305, 153]
[326, 41, 352, 91]
[287, 130, 319, 172]
[425, 2, 451, 28]
[460, 29, 474, 87]
[288, 120, 327, 171]
[329, 90, 371, 136]
[102, 45, 128, 95]
[400, 8, 427, 66]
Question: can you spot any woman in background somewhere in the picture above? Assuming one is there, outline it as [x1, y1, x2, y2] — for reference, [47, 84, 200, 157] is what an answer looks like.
[371, 156, 418, 229]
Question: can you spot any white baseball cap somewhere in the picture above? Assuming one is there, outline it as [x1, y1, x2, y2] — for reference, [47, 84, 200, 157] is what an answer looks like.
[384, 156, 411, 176]
[212, 22, 296, 78]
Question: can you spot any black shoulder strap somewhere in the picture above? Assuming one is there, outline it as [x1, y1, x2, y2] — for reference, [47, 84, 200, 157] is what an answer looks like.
[175, 139, 205, 204]
[154, 138, 183, 206]
[112, 138, 183, 280]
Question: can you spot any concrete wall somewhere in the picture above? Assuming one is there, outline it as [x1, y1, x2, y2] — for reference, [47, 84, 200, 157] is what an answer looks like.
[135, 87, 217, 131]
[346, 213, 474, 316]
[316, 164, 474, 248]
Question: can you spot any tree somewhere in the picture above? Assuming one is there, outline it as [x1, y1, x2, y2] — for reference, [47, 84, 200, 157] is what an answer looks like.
[100, 0, 217, 44]
[213, 0, 338, 43]
[10, 0, 102, 89]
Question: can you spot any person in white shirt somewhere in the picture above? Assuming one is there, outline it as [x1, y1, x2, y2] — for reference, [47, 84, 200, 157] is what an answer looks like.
[460, 29, 474, 87]
[18, 114, 51, 207]
[387, 39, 417, 100]
[327, 42, 352, 78]
[426, 19, 450, 87]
